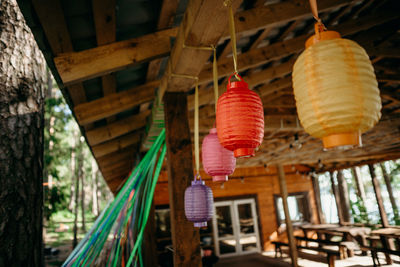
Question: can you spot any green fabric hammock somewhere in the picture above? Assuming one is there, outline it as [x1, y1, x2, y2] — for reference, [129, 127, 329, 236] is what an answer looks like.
[63, 129, 166, 267]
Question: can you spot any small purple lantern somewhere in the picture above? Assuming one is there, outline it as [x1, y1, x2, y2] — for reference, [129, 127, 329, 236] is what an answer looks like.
[184, 175, 214, 227]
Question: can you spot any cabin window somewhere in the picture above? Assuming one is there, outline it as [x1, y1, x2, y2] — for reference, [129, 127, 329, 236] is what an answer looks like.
[274, 192, 311, 226]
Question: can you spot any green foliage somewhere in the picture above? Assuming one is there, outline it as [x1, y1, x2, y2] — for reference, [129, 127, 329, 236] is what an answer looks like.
[43, 77, 112, 221]
[350, 195, 370, 225]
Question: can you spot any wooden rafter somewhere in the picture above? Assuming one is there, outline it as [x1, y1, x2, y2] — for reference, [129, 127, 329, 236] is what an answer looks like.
[92, 0, 118, 123]
[158, 0, 242, 98]
[74, 81, 158, 125]
[91, 132, 141, 158]
[32, 0, 91, 128]
[85, 110, 150, 146]
[54, 28, 177, 85]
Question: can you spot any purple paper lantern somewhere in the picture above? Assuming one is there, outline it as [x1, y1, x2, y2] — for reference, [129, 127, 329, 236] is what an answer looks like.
[202, 128, 236, 182]
[184, 176, 214, 227]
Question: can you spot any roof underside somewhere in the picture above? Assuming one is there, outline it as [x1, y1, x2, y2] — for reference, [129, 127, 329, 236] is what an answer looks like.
[17, 0, 400, 192]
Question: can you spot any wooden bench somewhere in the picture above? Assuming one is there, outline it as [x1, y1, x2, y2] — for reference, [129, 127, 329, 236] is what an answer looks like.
[295, 236, 355, 259]
[271, 241, 340, 267]
[271, 241, 287, 258]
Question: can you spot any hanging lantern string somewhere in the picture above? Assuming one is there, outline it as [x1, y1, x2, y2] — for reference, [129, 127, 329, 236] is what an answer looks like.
[194, 80, 200, 175]
[212, 45, 219, 112]
[224, 0, 240, 81]
[167, 66, 201, 175]
[309, 0, 326, 37]
[182, 43, 219, 112]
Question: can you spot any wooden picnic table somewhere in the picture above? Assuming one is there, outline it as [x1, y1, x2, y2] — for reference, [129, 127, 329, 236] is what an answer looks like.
[300, 224, 371, 256]
[300, 224, 371, 241]
[371, 227, 400, 264]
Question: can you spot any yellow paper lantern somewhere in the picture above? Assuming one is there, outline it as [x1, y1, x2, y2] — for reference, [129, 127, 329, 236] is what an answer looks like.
[292, 24, 381, 149]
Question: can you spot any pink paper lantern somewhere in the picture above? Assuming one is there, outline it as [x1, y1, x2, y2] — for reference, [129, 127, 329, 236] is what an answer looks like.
[202, 128, 236, 182]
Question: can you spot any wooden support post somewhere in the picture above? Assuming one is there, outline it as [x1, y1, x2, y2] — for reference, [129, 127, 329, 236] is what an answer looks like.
[164, 92, 201, 267]
[368, 164, 389, 228]
[336, 170, 351, 223]
[329, 172, 344, 225]
[143, 202, 158, 267]
[380, 163, 399, 220]
[277, 164, 298, 267]
[351, 167, 367, 204]
[311, 174, 326, 224]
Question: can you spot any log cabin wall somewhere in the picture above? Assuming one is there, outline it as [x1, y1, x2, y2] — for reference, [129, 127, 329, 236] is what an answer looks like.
[154, 165, 318, 250]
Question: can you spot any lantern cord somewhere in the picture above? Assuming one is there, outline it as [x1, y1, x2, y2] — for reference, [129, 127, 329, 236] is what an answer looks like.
[166, 62, 201, 174]
[224, 0, 240, 81]
[309, 0, 320, 22]
[181, 43, 219, 112]
[194, 81, 200, 175]
[308, 0, 327, 34]
[212, 45, 219, 112]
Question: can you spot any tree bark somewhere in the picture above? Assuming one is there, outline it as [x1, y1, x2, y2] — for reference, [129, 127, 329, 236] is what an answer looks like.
[351, 167, 366, 204]
[380, 163, 399, 219]
[329, 172, 344, 224]
[311, 174, 326, 224]
[0, 0, 47, 265]
[336, 170, 351, 223]
[68, 137, 76, 211]
[368, 164, 389, 227]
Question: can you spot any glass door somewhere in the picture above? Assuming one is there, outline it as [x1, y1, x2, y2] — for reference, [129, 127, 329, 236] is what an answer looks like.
[212, 199, 261, 257]
[234, 199, 261, 255]
[213, 201, 237, 256]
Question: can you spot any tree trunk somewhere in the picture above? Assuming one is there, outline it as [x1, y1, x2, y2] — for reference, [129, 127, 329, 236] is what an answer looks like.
[91, 160, 99, 216]
[329, 172, 344, 224]
[368, 164, 389, 227]
[68, 138, 76, 211]
[72, 132, 80, 248]
[380, 163, 399, 220]
[351, 167, 367, 204]
[311, 174, 326, 224]
[337, 170, 351, 223]
[79, 145, 86, 232]
[0, 0, 47, 265]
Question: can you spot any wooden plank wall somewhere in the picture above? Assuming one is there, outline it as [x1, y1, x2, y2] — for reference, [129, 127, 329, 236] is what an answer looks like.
[154, 166, 318, 250]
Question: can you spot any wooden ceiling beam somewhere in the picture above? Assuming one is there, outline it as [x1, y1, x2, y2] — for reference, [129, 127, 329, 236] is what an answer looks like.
[96, 145, 136, 167]
[91, 132, 141, 158]
[86, 111, 149, 146]
[145, 0, 180, 83]
[92, 0, 118, 123]
[157, 0, 242, 98]
[74, 81, 158, 125]
[54, 28, 177, 85]
[188, 59, 295, 109]
[225, 0, 353, 39]
[32, 0, 92, 129]
[199, 11, 400, 86]
[190, 114, 301, 133]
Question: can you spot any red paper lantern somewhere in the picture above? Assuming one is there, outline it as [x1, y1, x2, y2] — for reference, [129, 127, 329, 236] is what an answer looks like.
[216, 74, 264, 158]
[202, 128, 236, 182]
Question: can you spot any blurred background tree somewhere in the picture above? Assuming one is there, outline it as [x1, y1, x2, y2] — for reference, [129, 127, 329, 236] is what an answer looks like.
[43, 74, 113, 253]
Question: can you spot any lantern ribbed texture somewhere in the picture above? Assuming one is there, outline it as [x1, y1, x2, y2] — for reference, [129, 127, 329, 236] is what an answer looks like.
[184, 178, 214, 227]
[216, 77, 264, 158]
[202, 128, 236, 182]
[292, 36, 381, 149]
